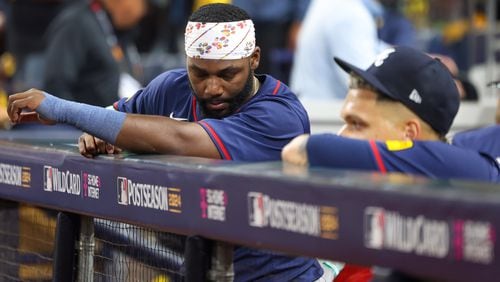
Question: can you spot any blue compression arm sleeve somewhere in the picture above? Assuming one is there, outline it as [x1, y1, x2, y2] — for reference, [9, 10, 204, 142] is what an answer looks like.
[37, 92, 126, 143]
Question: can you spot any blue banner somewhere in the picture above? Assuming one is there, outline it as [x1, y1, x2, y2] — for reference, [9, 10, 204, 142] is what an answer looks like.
[0, 136, 499, 281]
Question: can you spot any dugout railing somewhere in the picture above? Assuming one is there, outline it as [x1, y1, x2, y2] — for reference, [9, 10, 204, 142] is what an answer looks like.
[0, 125, 499, 281]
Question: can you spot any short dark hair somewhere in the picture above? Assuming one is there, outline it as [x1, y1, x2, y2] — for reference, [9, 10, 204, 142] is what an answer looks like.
[189, 3, 251, 22]
[349, 73, 394, 102]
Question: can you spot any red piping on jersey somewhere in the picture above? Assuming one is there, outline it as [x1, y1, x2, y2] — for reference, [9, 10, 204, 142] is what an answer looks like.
[369, 140, 387, 173]
[191, 97, 198, 121]
[272, 80, 281, 95]
[198, 121, 231, 160]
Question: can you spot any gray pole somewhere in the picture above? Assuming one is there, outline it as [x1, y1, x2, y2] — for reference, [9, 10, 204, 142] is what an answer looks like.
[208, 242, 234, 282]
[77, 216, 95, 282]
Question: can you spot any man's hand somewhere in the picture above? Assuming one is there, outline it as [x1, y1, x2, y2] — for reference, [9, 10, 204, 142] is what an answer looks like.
[79, 133, 122, 158]
[7, 88, 55, 124]
[281, 134, 310, 166]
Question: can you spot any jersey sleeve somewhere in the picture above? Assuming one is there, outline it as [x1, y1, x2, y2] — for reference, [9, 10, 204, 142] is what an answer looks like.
[307, 135, 499, 182]
[198, 99, 308, 161]
[115, 71, 179, 115]
[306, 134, 381, 171]
[452, 126, 500, 161]
[116, 73, 170, 115]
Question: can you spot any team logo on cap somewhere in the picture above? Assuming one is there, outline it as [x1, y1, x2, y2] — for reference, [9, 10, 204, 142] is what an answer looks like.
[409, 89, 422, 104]
[374, 48, 395, 67]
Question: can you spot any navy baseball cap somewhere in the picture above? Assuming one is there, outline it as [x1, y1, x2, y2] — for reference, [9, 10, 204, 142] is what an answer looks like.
[334, 46, 460, 136]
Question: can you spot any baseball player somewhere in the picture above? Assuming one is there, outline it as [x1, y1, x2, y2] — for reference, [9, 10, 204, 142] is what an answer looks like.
[8, 3, 331, 282]
[282, 46, 499, 182]
[282, 45, 499, 282]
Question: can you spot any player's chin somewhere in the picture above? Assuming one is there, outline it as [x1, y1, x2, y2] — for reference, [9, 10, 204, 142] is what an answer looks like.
[202, 108, 232, 119]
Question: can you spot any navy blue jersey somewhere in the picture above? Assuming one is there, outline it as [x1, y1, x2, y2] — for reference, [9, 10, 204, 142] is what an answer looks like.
[117, 69, 310, 161]
[116, 69, 320, 281]
[452, 125, 500, 166]
[307, 134, 499, 183]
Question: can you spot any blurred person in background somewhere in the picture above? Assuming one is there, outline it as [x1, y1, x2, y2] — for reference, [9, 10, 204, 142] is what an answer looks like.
[131, 0, 184, 83]
[452, 80, 500, 165]
[133, 0, 171, 56]
[42, 0, 147, 107]
[8, 0, 69, 91]
[290, 0, 387, 100]
[426, 1, 497, 73]
[431, 53, 478, 101]
[378, 0, 416, 47]
[0, 0, 11, 129]
[232, 0, 310, 84]
[193, 0, 229, 10]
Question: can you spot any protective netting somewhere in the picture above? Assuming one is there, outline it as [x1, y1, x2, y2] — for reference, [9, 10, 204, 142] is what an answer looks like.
[0, 200, 56, 282]
[0, 202, 188, 282]
[93, 219, 186, 282]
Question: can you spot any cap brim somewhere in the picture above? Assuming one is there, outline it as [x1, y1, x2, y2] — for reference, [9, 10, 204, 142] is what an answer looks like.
[333, 57, 396, 100]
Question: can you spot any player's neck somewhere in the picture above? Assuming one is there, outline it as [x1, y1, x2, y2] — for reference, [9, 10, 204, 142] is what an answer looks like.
[252, 76, 260, 96]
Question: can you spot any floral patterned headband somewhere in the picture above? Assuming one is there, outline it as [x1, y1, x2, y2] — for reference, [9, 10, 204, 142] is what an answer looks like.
[185, 20, 256, 60]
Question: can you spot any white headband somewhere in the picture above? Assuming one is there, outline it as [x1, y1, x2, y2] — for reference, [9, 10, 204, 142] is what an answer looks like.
[185, 20, 256, 60]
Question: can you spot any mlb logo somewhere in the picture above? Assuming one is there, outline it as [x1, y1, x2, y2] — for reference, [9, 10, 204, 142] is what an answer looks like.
[117, 177, 128, 205]
[364, 207, 385, 249]
[248, 192, 266, 227]
[43, 166, 53, 192]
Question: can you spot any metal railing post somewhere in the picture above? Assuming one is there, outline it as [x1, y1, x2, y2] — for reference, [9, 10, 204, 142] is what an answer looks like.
[77, 216, 95, 282]
[208, 241, 234, 282]
[53, 212, 79, 282]
[185, 235, 211, 282]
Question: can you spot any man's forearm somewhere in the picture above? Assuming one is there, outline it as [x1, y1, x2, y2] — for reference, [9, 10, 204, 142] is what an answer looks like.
[34, 92, 220, 158]
[38, 93, 126, 143]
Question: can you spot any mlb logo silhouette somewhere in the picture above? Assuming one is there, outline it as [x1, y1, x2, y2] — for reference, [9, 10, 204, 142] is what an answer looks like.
[364, 207, 385, 249]
[248, 192, 267, 227]
[43, 166, 53, 192]
[117, 177, 129, 205]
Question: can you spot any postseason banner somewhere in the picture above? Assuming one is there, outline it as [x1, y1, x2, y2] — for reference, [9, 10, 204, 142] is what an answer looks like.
[0, 140, 498, 282]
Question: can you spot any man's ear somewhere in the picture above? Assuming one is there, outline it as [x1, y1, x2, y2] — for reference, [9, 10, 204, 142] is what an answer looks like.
[250, 47, 260, 71]
[403, 119, 421, 140]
